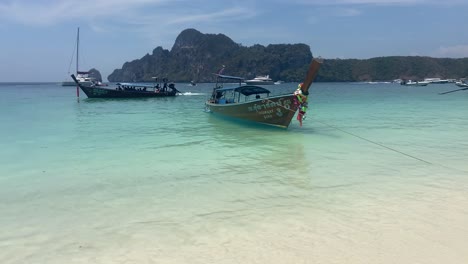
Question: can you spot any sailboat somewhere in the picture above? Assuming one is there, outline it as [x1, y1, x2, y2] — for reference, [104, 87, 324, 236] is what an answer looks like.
[61, 27, 98, 87]
[71, 75, 181, 98]
[68, 28, 181, 99]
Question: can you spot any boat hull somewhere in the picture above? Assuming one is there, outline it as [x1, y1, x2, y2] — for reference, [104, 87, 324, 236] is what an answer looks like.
[402, 81, 430, 86]
[402, 82, 429, 86]
[205, 94, 297, 128]
[79, 85, 176, 98]
[63, 80, 95, 87]
[244, 81, 275, 85]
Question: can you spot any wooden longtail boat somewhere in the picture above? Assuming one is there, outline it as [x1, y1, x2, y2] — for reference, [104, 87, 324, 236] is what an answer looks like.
[205, 59, 321, 128]
[71, 74, 180, 99]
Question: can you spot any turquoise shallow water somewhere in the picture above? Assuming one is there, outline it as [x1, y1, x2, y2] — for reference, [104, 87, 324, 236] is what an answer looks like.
[1, 82, 468, 263]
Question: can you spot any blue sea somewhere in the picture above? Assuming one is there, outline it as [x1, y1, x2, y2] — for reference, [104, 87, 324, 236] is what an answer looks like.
[1, 82, 467, 263]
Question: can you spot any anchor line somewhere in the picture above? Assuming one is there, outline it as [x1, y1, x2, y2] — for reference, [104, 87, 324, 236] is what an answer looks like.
[261, 96, 465, 173]
[315, 120, 468, 174]
[316, 120, 431, 164]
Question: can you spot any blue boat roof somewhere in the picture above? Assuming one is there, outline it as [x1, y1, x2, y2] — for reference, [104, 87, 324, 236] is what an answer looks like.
[216, 85, 271, 96]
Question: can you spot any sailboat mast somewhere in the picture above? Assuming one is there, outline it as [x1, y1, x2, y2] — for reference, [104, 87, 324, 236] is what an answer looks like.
[76, 27, 79, 75]
[76, 27, 80, 99]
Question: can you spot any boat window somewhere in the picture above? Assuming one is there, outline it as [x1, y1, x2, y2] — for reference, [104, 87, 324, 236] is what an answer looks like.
[224, 90, 236, 103]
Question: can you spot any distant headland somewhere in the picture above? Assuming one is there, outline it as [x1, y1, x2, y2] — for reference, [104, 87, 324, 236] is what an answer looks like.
[107, 28, 468, 83]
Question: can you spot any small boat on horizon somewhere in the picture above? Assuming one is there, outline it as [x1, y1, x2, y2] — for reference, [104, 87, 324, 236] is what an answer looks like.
[245, 75, 275, 85]
[455, 80, 468, 88]
[401, 80, 430, 86]
[424, 78, 449, 84]
[62, 71, 103, 86]
[439, 80, 468, 95]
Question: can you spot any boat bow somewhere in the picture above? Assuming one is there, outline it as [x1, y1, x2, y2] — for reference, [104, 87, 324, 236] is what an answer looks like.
[294, 58, 322, 126]
[300, 58, 322, 95]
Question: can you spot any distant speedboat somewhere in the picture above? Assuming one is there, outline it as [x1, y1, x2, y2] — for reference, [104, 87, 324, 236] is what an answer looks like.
[455, 81, 468, 88]
[424, 78, 449, 84]
[274, 80, 284, 85]
[245, 75, 275, 85]
[401, 80, 430, 86]
[439, 80, 468, 94]
[62, 71, 101, 86]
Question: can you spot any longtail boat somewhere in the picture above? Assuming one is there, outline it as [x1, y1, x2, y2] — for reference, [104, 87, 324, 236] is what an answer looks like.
[71, 74, 180, 99]
[205, 59, 321, 128]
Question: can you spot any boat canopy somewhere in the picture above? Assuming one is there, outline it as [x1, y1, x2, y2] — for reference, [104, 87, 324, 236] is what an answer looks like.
[216, 86, 271, 96]
[116, 82, 157, 87]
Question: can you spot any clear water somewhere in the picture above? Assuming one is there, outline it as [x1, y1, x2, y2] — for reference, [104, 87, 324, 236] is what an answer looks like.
[1, 82, 467, 263]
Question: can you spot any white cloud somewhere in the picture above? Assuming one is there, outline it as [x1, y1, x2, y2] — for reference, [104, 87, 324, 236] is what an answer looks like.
[88, 23, 108, 33]
[0, 0, 259, 44]
[333, 8, 362, 16]
[327, 0, 425, 4]
[306, 16, 319, 24]
[0, 0, 261, 27]
[0, 0, 171, 25]
[166, 7, 256, 25]
[436, 45, 468, 58]
[287, 0, 466, 6]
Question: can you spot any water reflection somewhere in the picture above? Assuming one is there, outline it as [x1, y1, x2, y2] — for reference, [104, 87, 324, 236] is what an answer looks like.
[207, 119, 315, 189]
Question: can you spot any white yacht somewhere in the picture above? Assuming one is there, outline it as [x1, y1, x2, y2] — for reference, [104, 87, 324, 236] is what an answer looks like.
[62, 71, 98, 86]
[401, 80, 430, 86]
[245, 75, 275, 85]
[455, 80, 468, 88]
[424, 78, 449, 84]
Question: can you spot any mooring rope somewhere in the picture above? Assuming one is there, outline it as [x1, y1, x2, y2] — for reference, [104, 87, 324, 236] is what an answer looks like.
[314, 119, 468, 173]
[241, 95, 465, 173]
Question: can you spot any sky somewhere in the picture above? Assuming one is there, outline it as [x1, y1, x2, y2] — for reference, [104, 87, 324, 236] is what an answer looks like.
[0, 0, 467, 82]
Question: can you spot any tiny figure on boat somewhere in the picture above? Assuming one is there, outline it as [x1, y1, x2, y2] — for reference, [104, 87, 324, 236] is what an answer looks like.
[215, 91, 223, 103]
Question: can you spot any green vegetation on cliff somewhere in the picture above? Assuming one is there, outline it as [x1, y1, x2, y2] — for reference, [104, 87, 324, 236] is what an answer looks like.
[108, 28, 311, 82]
[108, 29, 468, 82]
[317, 56, 468, 82]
